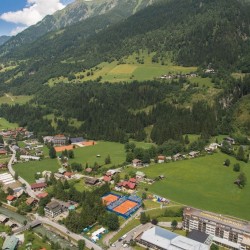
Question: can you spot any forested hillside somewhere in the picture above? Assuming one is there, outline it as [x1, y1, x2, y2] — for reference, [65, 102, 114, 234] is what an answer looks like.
[0, 0, 249, 95]
[0, 36, 10, 46]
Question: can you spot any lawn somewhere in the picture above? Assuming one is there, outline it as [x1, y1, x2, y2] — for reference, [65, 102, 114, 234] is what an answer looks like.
[69, 141, 126, 167]
[0, 118, 18, 129]
[13, 158, 60, 183]
[141, 152, 250, 220]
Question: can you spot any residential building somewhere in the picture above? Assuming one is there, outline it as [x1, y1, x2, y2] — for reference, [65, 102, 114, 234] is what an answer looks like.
[2, 235, 19, 250]
[136, 171, 145, 180]
[132, 159, 142, 167]
[0, 214, 9, 224]
[44, 201, 62, 218]
[85, 177, 99, 185]
[30, 182, 47, 191]
[6, 195, 16, 205]
[158, 155, 165, 163]
[136, 226, 210, 250]
[183, 207, 250, 249]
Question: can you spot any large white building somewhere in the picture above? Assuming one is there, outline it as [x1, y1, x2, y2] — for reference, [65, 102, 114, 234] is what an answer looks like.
[137, 226, 210, 250]
[183, 207, 250, 250]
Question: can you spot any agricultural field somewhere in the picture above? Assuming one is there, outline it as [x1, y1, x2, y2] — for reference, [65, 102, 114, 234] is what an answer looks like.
[13, 158, 60, 183]
[0, 93, 33, 105]
[0, 117, 18, 129]
[139, 152, 250, 220]
[69, 141, 126, 167]
[74, 51, 197, 83]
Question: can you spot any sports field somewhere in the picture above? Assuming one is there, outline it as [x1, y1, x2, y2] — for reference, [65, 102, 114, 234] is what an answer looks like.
[141, 152, 250, 220]
[102, 194, 120, 205]
[113, 200, 138, 215]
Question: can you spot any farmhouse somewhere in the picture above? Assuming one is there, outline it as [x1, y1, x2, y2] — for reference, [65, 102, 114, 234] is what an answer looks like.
[183, 207, 250, 249]
[85, 177, 99, 185]
[136, 226, 209, 250]
[44, 201, 62, 218]
[30, 182, 47, 191]
[136, 171, 145, 180]
[158, 155, 165, 163]
[132, 159, 142, 167]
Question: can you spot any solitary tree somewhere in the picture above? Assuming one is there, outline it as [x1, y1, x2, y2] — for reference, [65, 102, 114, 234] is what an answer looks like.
[171, 220, 178, 230]
[238, 172, 247, 188]
[224, 159, 230, 166]
[49, 146, 57, 159]
[233, 163, 240, 172]
[105, 155, 111, 165]
[237, 146, 245, 161]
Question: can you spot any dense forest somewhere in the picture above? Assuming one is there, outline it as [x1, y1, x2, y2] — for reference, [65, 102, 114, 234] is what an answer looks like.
[0, 75, 250, 144]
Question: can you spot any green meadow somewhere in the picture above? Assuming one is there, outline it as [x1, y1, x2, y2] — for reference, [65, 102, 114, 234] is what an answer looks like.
[0, 118, 18, 129]
[69, 141, 126, 167]
[0, 93, 32, 105]
[13, 158, 60, 183]
[140, 152, 250, 220]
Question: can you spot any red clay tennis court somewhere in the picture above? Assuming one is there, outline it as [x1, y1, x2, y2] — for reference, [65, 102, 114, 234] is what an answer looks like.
[102, 194, 119, 205]
[55, 145, 74, 152]
[113, 200, 138, 215]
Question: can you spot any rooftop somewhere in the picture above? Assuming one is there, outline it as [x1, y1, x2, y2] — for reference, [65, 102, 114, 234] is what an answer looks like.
[184, 207, 250, 233]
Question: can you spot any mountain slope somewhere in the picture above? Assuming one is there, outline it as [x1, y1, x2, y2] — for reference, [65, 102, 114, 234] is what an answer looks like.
[1, 0, 250, 95]
[0, 36, 10, 46]
[0, 0, 153, 56]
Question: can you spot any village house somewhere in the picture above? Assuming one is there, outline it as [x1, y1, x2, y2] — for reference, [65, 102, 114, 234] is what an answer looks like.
[26, 197, 37, 206]
[36, 192, 48, 199]
[0, 149, 8, 155]
[30, 182, 47, 191]
[103, 175, 112, 182]
[0, 214, 9, 224]
[6, 195, 16, 205]
[157, 155, 165, 163]
[58, 167, 67, 175]
[172, 153, 183, 161]
[85, 167, 93, 174]
[2, 235, 19, 250]
[44, 201, 62, 218]
[189, 151, 200, 158]
[20, 155, 40, 161]
[136, 171, 146, 181]
[64, 172, 74, 179]
[85, 177, 99, 186]
[116, 180, 136, 191]
[132, 159, 143, 167]
[223, 137, 235, 145]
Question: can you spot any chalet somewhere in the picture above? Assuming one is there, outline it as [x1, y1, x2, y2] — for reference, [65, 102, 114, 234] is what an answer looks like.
[106, 169, 121, 176]
[136, 171, 145, 180]
[157, 155, 165, 164]
[103, 176, 111, 182]
[117, 180, 136, 190]
[205, 143, 220, 152]
[30, 182, 47, 191]
[36, 192, 48, 199]
[132, 159, 142, 167]
[64, 172, 73, 179]
[172, 153, 183, 161]
[44, 201, 62, 218]
[85, 168, 93, 174]
[53, 134, 68, 146]
[0, 149, 7, 155]
[85, 177, 99, 186]
[6, 195, 16, 205]
[26, 197, 37, 206]
[189, 151, 200, 158]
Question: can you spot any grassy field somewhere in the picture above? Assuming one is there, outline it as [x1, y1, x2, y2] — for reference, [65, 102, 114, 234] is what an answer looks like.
[13, 158, 60, 183]
[69, 141, 126, 167]
[140, 152, 250, 220]
[0, 117, 18, 129]
[0, 93, 32, 105]
[73, 51, 197, 83]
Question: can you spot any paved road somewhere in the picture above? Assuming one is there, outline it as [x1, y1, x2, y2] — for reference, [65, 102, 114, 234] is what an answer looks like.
[110, 223, 153, 250]
[35, 215, 103, 250]
[8, 146, 37, 199]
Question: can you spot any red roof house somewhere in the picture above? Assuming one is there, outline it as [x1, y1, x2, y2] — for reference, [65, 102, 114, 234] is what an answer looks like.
[7, 195, 16, 202]
[129, 178, 137, 183]
[36, 192, 48, 199]
[103, 176, 111, 182]
[64, 172, 73, 178]
[30, 182, 47, 190]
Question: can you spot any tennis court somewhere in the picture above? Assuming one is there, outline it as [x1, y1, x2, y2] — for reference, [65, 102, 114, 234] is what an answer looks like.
[55, 145, 74, 152]
[113, 200, 138, 215]
[102, 194, 119, 205]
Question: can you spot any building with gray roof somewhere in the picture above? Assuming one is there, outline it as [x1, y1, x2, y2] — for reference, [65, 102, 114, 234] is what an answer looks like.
[2, 235, 19, 250]
[137, 226, 210, 250]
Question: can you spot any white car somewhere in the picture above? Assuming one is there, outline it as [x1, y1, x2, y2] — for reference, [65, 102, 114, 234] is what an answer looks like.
[122, 243, 128, 248]
[121, 234, 127, 239]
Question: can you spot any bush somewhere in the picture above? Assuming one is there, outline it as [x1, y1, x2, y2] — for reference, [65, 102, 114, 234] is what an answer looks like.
[224, 159, 230, 166]
[233, 163, 240, 172]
